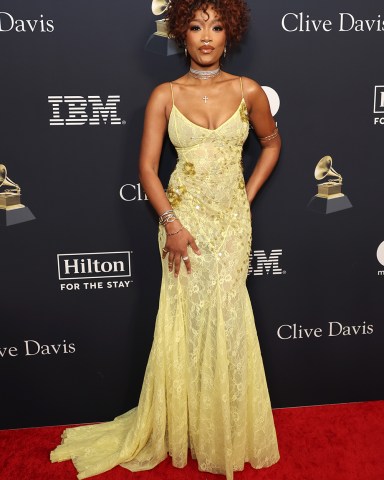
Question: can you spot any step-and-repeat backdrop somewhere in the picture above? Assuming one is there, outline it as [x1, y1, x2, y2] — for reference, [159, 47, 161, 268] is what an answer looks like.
[1, 0, 383, 429]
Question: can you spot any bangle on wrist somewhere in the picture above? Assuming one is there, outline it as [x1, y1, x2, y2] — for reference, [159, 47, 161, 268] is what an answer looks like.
[159, 209, 178, 225]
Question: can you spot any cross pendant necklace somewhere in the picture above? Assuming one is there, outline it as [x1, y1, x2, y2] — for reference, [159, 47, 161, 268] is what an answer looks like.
[202, 96, 208, 104]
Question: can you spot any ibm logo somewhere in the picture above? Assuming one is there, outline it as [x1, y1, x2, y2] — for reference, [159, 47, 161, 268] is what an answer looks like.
[248, 249, 284, 276]
[48, 95, 123, 126]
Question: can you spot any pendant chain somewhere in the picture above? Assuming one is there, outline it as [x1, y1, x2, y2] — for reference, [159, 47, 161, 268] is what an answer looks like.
[189, 67, 221, 103]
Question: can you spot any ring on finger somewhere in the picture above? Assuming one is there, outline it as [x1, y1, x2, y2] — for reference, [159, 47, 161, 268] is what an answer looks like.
[182, 256, 189, 261]
[162, 248, 168, 253]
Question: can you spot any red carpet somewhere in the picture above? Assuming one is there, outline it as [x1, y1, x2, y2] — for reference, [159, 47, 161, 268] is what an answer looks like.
[0, 401, 383, 480]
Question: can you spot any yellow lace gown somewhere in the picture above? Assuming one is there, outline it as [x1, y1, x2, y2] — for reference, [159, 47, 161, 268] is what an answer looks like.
[50, 78, 280, 479]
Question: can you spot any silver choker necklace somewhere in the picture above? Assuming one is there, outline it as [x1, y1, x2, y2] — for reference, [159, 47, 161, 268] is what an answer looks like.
[189, 67, 221, 80]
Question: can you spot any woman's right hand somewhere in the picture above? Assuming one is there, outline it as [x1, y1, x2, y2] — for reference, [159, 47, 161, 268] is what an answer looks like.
[161, 220, 201, 277]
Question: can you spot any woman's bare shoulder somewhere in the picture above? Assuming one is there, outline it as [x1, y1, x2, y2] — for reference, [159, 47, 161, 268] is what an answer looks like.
[240, 77, 272, 115]
[145, 83, 175, 115]
[240, 76, 263, 97]
[220, 73, 263, 97]
[149, 82, 173, 101]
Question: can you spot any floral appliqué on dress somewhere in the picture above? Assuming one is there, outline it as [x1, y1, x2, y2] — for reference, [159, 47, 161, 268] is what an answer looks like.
[239, 102, 249, 124]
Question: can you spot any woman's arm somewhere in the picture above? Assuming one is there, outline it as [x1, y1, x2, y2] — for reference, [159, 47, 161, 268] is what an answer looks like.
[242, 78, 281, 204]
[138, 84, 200, 277]
[138, 84, 172, 216]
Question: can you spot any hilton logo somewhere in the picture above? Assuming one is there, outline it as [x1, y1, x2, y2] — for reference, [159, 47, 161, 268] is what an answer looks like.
[58, 251, 133, 291]
[248, 249, 285, 276]
[48, 95, 124, 126]
[58, 251, 131, 280]
[374, 86, 384, 125]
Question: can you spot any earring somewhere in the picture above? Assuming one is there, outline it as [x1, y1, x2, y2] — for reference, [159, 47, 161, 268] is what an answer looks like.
[223, 46, 227, 58]
[184, 45, 188, 57]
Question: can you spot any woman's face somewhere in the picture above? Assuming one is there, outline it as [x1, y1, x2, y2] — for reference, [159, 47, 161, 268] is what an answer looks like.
[185, 5, 226, 69]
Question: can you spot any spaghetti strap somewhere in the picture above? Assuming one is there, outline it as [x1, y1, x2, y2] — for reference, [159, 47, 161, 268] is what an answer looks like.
[170, 82, 175, 105]
[239, 77, 244, 99]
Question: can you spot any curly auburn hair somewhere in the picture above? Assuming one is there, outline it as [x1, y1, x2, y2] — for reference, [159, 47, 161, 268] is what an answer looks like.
[165, 0, 250, 46]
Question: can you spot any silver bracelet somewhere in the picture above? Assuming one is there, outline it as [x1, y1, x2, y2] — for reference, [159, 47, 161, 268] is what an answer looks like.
[159, 209, 177, 225]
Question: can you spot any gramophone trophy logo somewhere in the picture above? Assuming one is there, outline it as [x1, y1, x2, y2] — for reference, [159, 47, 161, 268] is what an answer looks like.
[0, 164, 35, 226]
[145, 0, 182, 56]
[307, 156, 352, 214]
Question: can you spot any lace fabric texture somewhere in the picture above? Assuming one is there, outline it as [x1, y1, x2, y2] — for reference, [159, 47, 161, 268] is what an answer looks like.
[50, 81, 280, 479]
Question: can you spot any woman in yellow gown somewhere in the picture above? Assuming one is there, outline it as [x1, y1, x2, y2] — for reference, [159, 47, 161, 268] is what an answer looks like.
[51, 1, 281, 478]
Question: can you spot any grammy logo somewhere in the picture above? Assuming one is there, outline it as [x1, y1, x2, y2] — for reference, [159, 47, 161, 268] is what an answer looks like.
[0, 164, 35, 226]
[145, 1, 181, 56]
[307, 156, 352, 214]
[152, 0, 168, 16]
